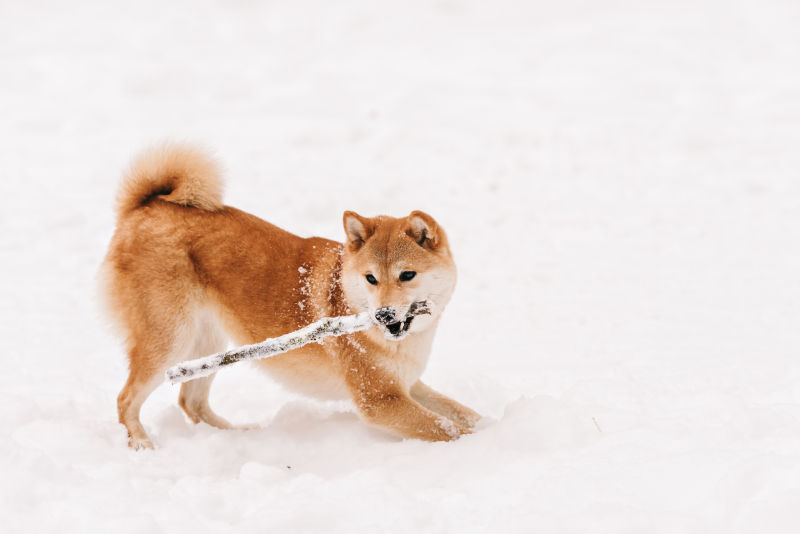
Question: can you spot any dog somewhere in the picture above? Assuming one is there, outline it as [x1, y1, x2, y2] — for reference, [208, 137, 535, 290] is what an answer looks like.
[100, 143, 480, 449]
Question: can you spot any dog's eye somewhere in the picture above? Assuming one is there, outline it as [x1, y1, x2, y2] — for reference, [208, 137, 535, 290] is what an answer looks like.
[365, 274, 378, 285]
[399, 271, 416, 282]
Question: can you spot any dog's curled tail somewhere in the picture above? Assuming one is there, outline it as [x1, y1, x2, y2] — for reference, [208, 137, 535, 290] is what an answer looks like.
[116, 142, 224, 216]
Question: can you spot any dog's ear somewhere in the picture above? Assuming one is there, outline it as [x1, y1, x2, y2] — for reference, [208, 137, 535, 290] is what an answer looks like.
[406, 210, 441, 250]
[343, 211, 374, 250]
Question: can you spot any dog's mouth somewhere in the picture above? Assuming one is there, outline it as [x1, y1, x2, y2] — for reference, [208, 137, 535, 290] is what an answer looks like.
[384, 315, 415, 338]
[381, 301, 429, 340]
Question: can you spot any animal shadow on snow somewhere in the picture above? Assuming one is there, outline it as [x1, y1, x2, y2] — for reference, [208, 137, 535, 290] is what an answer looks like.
[153, 399, 392, 446]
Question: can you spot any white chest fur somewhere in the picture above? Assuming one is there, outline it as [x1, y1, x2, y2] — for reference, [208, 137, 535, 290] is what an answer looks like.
[374, 327, 436, 390]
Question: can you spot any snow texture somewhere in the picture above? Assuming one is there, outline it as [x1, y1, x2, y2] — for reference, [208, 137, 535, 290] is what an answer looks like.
[2, 0, 800, 533]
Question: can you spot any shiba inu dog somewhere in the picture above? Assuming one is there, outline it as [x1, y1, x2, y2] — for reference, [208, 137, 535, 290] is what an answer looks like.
[101, 144, 480, 449]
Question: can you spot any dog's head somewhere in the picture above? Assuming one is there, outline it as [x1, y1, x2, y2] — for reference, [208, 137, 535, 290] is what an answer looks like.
[341, 210, 457, 341]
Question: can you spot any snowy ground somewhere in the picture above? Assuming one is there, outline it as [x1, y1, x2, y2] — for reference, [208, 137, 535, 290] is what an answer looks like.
[2, 0, 800, 532]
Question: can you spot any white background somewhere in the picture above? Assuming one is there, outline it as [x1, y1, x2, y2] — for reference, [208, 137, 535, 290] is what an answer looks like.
[1, 0, 799, 532]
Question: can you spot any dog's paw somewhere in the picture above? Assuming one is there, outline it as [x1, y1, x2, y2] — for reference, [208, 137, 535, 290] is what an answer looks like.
[450, 409, 482, 430]
[463, 412, 483, 429]
[128, 436, 154, 450]
[436, 417, 471, 440]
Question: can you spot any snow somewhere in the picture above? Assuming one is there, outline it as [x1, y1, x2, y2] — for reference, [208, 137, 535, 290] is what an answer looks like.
[2, 0, 800, 532]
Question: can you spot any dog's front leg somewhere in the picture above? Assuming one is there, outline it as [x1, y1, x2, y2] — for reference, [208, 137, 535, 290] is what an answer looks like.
[347, 371, 469, 441]
[410, 381, 481, 429]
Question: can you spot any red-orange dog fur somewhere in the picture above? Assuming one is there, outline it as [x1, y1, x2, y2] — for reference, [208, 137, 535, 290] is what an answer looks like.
[101, 144, 480, 449]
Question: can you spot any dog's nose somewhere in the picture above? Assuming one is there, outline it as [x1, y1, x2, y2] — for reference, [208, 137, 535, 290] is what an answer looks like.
[374, 307, 397, 325]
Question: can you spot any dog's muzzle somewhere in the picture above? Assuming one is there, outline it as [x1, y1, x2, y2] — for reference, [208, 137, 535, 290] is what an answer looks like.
[374, 302, 429, 339]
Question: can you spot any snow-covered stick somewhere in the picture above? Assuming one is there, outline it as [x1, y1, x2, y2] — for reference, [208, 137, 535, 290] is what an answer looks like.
[165, 302, 430, 385]
[165, 312, 372, 385]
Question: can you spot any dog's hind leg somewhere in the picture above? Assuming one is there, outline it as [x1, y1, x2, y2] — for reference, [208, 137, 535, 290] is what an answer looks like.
[179, 373, 233, 429]
[118, 302, 225, 448]
[178, 309, 234, 430]
[117, 345, 165, 450]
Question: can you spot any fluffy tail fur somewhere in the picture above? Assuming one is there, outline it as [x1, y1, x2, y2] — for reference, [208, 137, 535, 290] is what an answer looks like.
[116, 143, 224, 216]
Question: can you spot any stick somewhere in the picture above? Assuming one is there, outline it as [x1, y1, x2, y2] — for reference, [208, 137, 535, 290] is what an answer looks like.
[165, 302, 430, 385]
[165, 312, 372, 385]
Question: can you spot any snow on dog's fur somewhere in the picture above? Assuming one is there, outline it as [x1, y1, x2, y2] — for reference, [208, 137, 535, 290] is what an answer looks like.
[101, 143, 480, 449]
